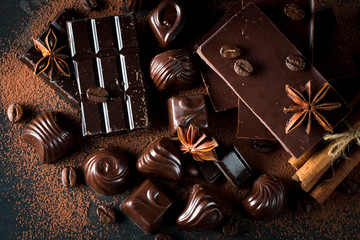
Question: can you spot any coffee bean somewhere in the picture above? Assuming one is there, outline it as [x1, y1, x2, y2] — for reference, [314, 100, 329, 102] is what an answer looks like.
[234, 59, 253, 76]
[7, 103, 23, 123]
[96, 205, 116, 223]
[220, 45, 241, 59]
[62, 167, 77, 187]
[284, 4, 305, 20]
[155, 233, 172, 240]
[285, 55, 306, 72]
[81, 0, 99, 10]
[185, 162, 200, 177]
[222, 217, 239, 237]
[340, 178, 360, 194]
[252, 139, 277, 153]
[86, 87, 109, 103]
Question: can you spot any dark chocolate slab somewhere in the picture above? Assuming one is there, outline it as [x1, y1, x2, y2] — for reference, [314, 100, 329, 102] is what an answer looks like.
[67, 14, 149, 137]
[197, 3, 351, 158]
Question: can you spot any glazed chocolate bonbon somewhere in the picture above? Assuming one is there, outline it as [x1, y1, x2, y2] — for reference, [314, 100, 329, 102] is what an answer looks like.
[120, 179, 173, 234]
[83, 147, 130, 195]
[67, 14, 149, 137]
[22, 112, 75, 164]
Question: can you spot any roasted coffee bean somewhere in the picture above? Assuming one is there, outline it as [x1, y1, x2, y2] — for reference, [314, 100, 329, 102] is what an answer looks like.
[285, 55, 306, 71]
[284, 4, 305, 20]
[234, 59, 253, 76]
[220, 45, 241, 59]
[81, 0, 99, 10]
[7, 103, 23, 123]
[222, 217, 239, 237]
[185, 162, 200, 177]
[97, 205, 116, 223]
[155, 233, 172, 240]
[340, 178, 360, 194]
[62, 167, 77, 187]
[86, 87, 109, 103]
[252, 139, 277, 153]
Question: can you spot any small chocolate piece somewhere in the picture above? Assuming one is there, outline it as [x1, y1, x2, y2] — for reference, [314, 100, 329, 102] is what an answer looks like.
[81, 0, 99, 11]
[7, 103, 23, 123]
[220, 45, 241, 59]
[62, 167, 77, 187]
[167, 95, 209, 137]
[97, 205, 116, 223]
[150, 49, 196, 91]
[22, 112, 75, 164]
[198, 161, 222, 184]
[284, 3, 305, 20]
[149, 0, 185, 49]
[83, 147, 130, 195]
[86, 87, 109, 103]
[340, 178, 360, 195]
[285, 55, 306, 72]
[222, 217, 239, 237]
[126, 0, 149, 11]
[177, 184, 223, 231]
[137, 137, 182, 182]
[155, 233, 172, 240]
[120, 179, 173, 234]
[185, 163, 199, 177]
[234, 59, 253, 77]
[252, 139, 277, 153]
[243, 175, 286, 221]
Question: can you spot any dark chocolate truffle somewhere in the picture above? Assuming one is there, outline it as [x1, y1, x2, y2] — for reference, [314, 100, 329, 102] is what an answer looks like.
[150, 49, 196, 91]
[137, 137, 182, 181]
[177, 184, 223, 231]
[243, 175, 286, 221]
[22, 112, 75, 164]
[83, 148, 130, 195]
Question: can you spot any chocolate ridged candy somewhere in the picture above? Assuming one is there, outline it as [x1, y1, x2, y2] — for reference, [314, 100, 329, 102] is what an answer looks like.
[243, 175, 286, 221]
[137, 137, 182, 181]
[22, 112, 75, 164]
[150, 49, 196, 91]
[177, 184, 223, 231]
[83, 147, 130, 195]
[126, 0, 149, 11]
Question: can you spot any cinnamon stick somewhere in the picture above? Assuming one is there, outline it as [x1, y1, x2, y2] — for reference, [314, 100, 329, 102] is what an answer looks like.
[288, 143, 319, 170]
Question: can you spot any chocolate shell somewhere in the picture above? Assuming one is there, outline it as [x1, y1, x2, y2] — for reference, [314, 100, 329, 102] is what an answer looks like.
[83, 147, 130, 195]
[150, 49, 196, 91]
[22, 112, 75, 164]
[177, 184, 223, 231]
[137, 137, 182, 181]
[243, 175, 286, 221]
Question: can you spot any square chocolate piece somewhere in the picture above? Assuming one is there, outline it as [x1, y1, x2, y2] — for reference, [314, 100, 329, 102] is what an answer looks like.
[167, 95, 209, 137]
[120, 179, 173, 234]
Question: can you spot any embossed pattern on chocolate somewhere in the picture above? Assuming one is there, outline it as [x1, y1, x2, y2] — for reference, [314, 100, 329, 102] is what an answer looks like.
[177, 184, 223, 231]
[22, 112, 75, 164]
[150, 49, 196, 91]
[243, 175, 286, 221]
[83, 147, 130, 195]
[137, 137, 182, 181]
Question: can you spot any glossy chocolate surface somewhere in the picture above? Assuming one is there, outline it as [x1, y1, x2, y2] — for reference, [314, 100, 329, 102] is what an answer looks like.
[150, 49, 196, 91]
[83, 147, 130, 195]
[120, 179, 173, 233]
[177, 184, 223, 231]
[243, 175, 285, 221]
[67, 14, 149, 137]
[198, 161, 222, 184]
[22, 112, 75, 164]
[137, 137, 182, 181]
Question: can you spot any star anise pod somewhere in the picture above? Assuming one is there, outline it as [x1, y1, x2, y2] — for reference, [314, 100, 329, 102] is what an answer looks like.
[284, 81, 341, 135]
[33, 29, 70, 80]
[177, 124, 219, 162]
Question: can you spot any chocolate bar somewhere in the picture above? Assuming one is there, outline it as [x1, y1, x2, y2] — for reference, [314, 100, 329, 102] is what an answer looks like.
[67, 14, 149, 137]
[197, 3, 351, 158]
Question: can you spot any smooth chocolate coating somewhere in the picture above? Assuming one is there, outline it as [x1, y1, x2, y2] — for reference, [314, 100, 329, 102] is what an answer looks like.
[137, 137, 182, 181]
[243, 175, 286, 221]
[22, 112, 75, 164]
[177, 184, 223, 231]
[150, 49, 196, 91]
[83, 148, 130, 195]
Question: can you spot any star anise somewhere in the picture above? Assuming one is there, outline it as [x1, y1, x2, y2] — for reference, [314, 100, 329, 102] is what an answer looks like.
[177, 124, 219, 162]
[33, 29, 70, 80]
[284, 81, 341, 135]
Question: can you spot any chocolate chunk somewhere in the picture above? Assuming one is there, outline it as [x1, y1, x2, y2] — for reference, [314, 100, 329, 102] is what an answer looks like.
[252, 139, 277, 153]
[167, 95, 209, 137]
[97, 205, 116, 223]
[222, 217, 240, 237]
[7, 103, 23, 123]
[120, 179, 173, 234]
[126, 0, 149, 11]
[22, 112, 75, 164]
[243, 175, 286, 221]
[198, 161, 222, 184]
[83, 147, 130, 195]
[67, 14, 149, 137]
[149, 0, 185, 49]
[62, 167, 77, 187]
[137, 137, 182, 181]
[177, 184, 223, 231]
[185, 162, 200, 177]
[150, 49, 196, 91]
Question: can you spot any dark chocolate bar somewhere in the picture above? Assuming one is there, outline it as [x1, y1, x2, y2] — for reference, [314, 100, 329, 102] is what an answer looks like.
[67, 14, 149, 137]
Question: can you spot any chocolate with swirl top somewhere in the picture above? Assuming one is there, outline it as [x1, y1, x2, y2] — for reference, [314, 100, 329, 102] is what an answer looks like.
[83, 147, 130, 195]
[22, 112, 75, 164]
[150, 49, 196, 92]
[177, 184, 223, 231]
[137, 137, 182, 181]
[243, 175, 286, 221]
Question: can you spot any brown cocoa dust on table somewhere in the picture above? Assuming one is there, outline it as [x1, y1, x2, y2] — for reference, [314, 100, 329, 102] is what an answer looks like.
[0, 0, 359, 239]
